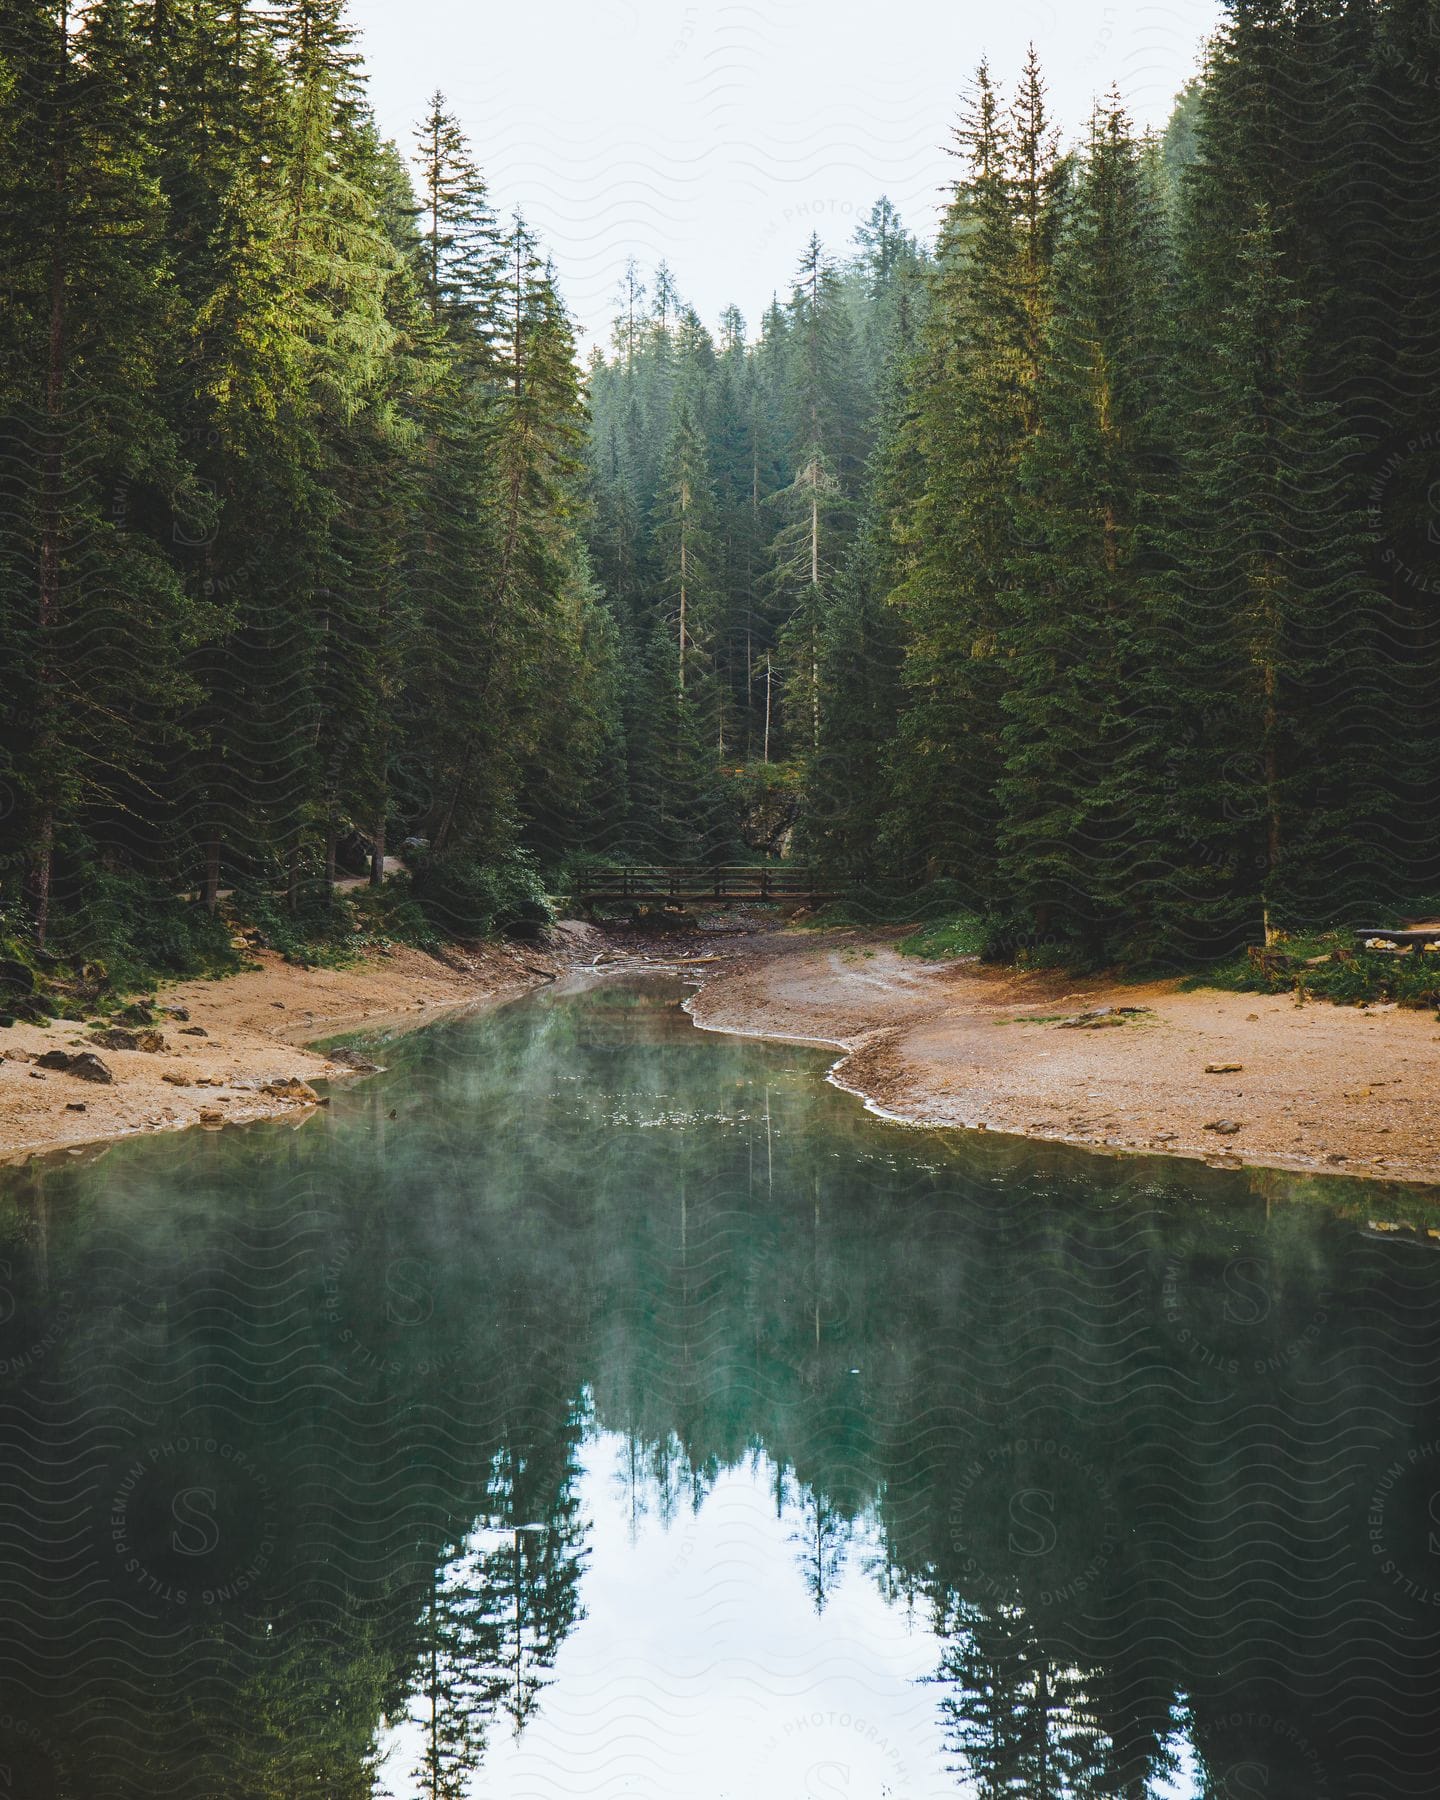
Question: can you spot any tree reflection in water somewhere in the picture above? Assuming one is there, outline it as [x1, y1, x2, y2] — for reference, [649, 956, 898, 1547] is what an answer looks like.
[0, 979, 1433, 1797]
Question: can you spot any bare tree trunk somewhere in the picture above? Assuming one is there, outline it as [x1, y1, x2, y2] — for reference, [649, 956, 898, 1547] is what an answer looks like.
[763, 657, 772, 765]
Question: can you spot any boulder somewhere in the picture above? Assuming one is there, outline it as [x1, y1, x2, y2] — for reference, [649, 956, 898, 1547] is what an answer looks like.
[134, 1031, 168, 1054]
[90, 1028, 140, 1051]
[1204, 1119, 1243, 1136]
[69, 1053, 114, 1084]
[34, 1050, 73, 1071]
[261, 1077, 321, 1105]
[326, 1047, 379, 1072]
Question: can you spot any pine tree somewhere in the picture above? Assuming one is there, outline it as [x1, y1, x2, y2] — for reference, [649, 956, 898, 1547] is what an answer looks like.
[888, 55, 1065, 904]
[0, 0, 205, 945]
[412, 89, 503, 360]
[992, 96, 1174, 953]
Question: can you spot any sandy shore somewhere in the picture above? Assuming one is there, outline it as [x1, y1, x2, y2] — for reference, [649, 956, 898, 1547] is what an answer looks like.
[685, 928, 1440, 1186]
[10, 915, 1440, 1187]
[0, 940, 563, 1165]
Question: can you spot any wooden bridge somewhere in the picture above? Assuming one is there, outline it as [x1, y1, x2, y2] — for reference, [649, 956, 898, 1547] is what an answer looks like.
[569, 864, 834, 907]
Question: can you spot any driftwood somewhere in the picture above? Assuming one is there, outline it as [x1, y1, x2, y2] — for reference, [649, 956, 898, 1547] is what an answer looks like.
[1354, 929, 1440, 953]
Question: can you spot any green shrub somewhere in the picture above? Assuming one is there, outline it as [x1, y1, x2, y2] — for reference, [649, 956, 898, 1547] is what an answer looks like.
[47, 872, 239, 990]
[228, 884, 357, 967]
[410, 848, 554, 941]
[1185, 930, 1440, 1008]
[349, 877, 440, 949]
[897, 914, 986, 960]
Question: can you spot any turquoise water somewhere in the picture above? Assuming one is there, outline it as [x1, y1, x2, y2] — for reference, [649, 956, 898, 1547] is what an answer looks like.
[0, 976, 1436, 1798]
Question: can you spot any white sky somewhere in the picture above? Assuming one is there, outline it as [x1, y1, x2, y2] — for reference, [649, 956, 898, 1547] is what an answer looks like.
[348, 0, 1224, 351]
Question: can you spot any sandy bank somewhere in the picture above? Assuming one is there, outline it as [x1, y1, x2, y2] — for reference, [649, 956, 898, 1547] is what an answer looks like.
[685, 929, 1440, 1186]
[0, 939, 563, 1166]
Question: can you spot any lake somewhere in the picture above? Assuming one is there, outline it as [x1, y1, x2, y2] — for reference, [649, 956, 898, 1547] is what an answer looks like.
[0, 977, 1437, 1798]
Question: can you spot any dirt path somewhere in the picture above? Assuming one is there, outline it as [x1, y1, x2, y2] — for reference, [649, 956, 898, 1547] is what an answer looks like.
[0, 940, 564, 1166]
[686, 929, 1440, 1185]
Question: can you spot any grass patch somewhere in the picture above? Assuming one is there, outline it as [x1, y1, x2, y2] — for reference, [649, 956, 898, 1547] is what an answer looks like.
[897, 914, 986, 960]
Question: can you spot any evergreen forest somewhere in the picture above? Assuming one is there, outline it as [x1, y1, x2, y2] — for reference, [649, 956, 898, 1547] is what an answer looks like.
[3, 0, 1439, 976]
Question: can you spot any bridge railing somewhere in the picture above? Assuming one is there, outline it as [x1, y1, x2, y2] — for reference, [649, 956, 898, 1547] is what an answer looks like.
[574, 864, 823, 900]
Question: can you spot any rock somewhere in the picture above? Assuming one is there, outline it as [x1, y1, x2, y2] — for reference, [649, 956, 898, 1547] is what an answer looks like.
[261, 1077, 320, 1105]
[1326, 1152, 1348, 1164]
[179, 1026, 208, 1038]
[1204, 1119, 1243, 1136]
[327, 1048, 379, 1072]
[272, 1001, 286, 1010]
[2, 1049, 34, 1064]
[90, 1028, 140, 1051]
[159, 1005, 190, 1022]
[65, 1102, 87, 1113]
[199, 1109, 225, 1126]
[28, 1070, 46, 1081]
[34, 1050, 73, 1071]
[1152, 1132, 1179, 1144]
[68, 1053, 114, 1084]
[118, 1001, 156, 1026]
[162, 1073, 191, 1087]
[0, 1014, 16, 1030]
[1204, 1063, 1244, 1074]
[134, 1031, 168, 1054]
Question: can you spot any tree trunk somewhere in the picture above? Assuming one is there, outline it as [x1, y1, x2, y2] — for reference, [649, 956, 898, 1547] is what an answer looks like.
[1261, 579, 1282, 945]
[370, 811, 386, 889]
[31, 810, 55, 951]
[203, 836, 221, 914]
[678, 485, 688, 690]
[324, 829, 337, 897]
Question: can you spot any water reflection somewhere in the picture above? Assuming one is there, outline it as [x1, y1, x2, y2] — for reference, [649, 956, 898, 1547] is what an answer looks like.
[0, 977, 1436, 1797]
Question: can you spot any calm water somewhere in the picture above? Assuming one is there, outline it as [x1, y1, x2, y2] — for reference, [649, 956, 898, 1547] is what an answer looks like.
[1, 977, 1439, 1798]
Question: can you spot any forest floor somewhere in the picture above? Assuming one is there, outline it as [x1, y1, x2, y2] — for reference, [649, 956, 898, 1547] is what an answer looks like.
[0, 938, 567, 1166]
[681, 920, 1440, 1187]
